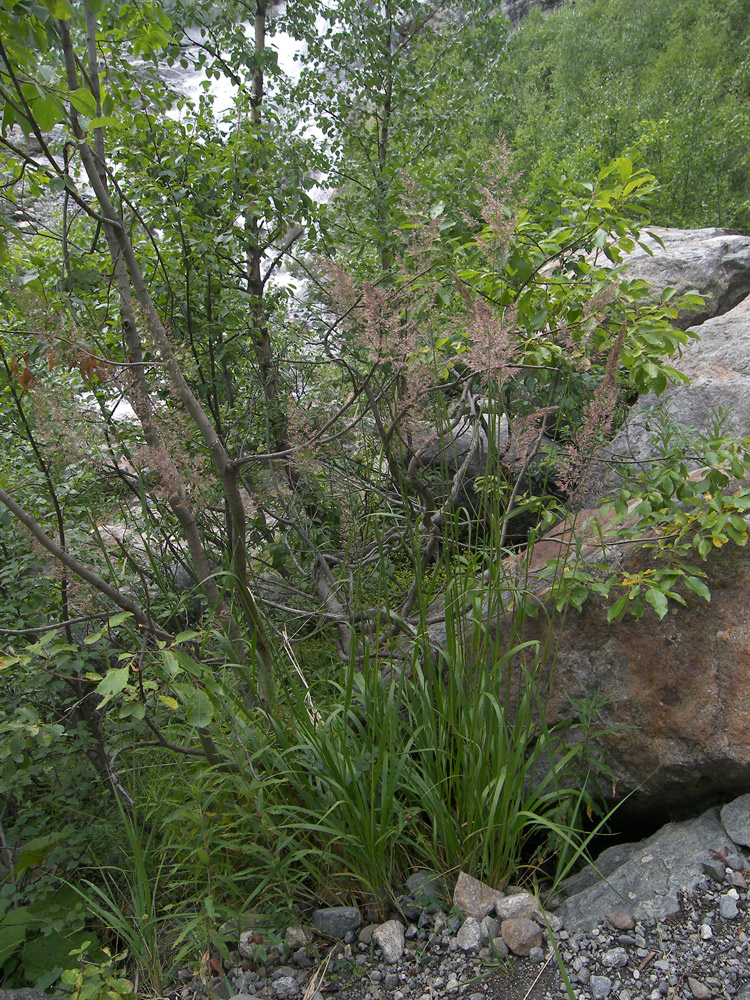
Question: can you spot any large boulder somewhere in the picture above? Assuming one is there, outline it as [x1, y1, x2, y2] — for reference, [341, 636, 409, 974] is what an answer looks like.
[553, 803, 733, 931]
[621, 227, 750, 328]
[608, 291, 750, 466]
[493, 231, 750, 823]
[582, 280, 750, 504]
[508, 532, 750, 822]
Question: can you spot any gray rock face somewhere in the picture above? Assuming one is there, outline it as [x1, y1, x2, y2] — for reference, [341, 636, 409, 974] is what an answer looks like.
[621, 227, 750, 329]
[721, 793, 750, 846]
[501, 0, 565, 27]
[555, 806, 729, 931]
[606, 291, 750, 472]
[311, 906, 361, 939]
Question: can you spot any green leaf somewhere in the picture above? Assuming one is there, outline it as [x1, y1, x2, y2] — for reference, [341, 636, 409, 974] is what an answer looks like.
[87, 116, 118, 130]
[684, 576, 711, 602]
[32, 94, 62, 132]
[0, 909, 31, 965]
[38, 0, 73, 18]
[13, 831, 66, 875]
[606, 594, 628, 623]
[94, 666, 130, 709]
[644, 587, 669, 619]
[108, 611, 134, 627]
[186, 690, 213, 728]
[174, 630, 200, 643]
[68, 88, 97, 118]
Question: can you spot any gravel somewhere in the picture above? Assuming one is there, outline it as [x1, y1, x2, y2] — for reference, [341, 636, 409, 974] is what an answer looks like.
[164, 869, 750, 1000]
[159, 794, 750, 1000]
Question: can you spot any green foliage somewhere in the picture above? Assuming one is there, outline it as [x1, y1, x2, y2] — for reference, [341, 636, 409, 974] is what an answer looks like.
[538, 405, 750, 623]
[59, 944, 134, 1000]
[0, 886, 93, 990]
[483, 0, 750, 229]
[67, 814, 166, 996]
[0, 0, 748, 988]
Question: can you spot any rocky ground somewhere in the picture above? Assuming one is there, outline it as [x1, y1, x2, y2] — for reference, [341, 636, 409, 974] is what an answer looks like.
[163, 794, 750, 1000]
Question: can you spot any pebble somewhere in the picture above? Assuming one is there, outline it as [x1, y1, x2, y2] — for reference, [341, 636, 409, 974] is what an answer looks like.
[592, 975, 613, 998]
[606, 911, 635, 931]
[373, 919, 405, 963]
[312, 906, 362, 938]
[456, 917, 482, 952]
[688, 977, 712, 999]
[719, 894, 739, 919]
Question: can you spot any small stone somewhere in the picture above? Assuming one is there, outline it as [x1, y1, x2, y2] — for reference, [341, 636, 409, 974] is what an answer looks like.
[726, 852, 746, 871]
[702, 861, 727, 883]
[720, 895, 740, 919]
[373, 920, 405, 963]
[491, 936, 509, 958]
[384, 972, 399, 989]
[457, 917, 483, 952]
[284, 926, 312, 949]
[607, 911, 636, 931]
[272, 978, 299, 999]
[591, 975, 613, 999]
[729, 871, 748, 889]
[292, 948, 312, 969]
[480, 915, 500, 944]
[358, 923, 376, 945]
[602, 947, 629, 969]
[405, 923, 418, 940]
[688, 978, 712, 999]
[701, 923, 714, 940]
[312, 906, 362, 939]
[529, 946, 545, 964]
[494, 891, 540, 922]
[501, 917, 543, 956]
[453, 871, 503, 919]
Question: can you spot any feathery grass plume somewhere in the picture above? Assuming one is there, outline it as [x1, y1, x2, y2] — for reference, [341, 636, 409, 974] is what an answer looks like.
[556, 321, 627, 498]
